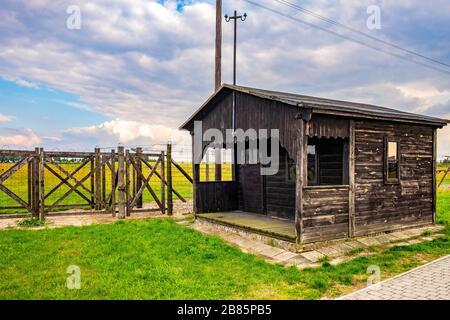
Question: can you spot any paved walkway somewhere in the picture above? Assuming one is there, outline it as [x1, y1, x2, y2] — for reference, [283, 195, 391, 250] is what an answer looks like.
[340, 255, 450, 300]
[191, 219, 444, 269]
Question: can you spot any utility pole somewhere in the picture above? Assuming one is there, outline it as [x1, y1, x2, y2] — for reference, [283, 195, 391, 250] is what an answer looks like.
[225, 10, 247, 182]
[225, 10, 247, 85]
[215, 0, 222, 92]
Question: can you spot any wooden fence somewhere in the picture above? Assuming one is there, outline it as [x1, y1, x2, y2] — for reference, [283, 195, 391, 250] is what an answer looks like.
[0, 145, 192, 220]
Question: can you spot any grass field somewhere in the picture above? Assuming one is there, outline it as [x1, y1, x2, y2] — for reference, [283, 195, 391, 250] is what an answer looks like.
[0, 162, 232, 214]
[0, 190, 449, 299]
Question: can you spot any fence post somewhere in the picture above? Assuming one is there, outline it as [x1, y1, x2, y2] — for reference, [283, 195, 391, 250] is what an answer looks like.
[90, 155, 95, 210]
[161, 151, 166, 215]
[39, 148, 45, 221]
[117, 146, 126, 219]
[32, 147, 40, 218]
[28, 158, 32, 210]
[136, 147, 143, 209]
[101, 152, 106, 210]
[167, 143, 173, 216]
[94, 147, 101, 210]
[111, 149, 116, 217]
[125, 150, 131, 216]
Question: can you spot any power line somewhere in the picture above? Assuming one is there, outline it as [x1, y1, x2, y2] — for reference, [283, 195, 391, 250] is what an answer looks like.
[242, 0, 450, 76]
[274, 0, 450, 69]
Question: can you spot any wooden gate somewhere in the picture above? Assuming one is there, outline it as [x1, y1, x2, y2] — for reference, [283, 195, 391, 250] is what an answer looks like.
[0, 149, 40, 217]
[124, 149, 166, 215]
[0, 145, 192, 220]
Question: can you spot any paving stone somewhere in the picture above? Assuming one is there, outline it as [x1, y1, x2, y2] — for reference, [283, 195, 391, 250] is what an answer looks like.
[343, 241, 364, 250]
[339, 255, 450, 300]
[300, 250, 326, 263]
[356, 237, 383, 246]
[258, 246, 286, 259]
[328, 243, 354, 256]
[273, 251, 299, 263]
[317, 245, 342, 258]
[285, 255, 315, 267]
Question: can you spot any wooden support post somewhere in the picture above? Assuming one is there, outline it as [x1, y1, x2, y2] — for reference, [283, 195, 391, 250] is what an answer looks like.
[117, 146, 126, 219]
[348, 120, 356, 237]
[90, 156, 95, 209]
[432, 128, 437, 224]
[161, 151, 166, 215]
[295, 120, 305, 244]
[111, 149, 116, 217]
[167, 143, 173, 216]
[215, 148, 222, 181]
[136, 147, 143, 209]
[94, 147, 101, 210]
[191, 134, 200, 214]
[125, 150, 131, 216]
[32, 147, 40, 218]
[27, 160, 32, 209]
[205, 150, 210, 182]
[39, 148, 45, 221]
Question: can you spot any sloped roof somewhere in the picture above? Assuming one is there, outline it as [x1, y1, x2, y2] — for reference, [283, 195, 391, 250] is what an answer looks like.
[180, 84, 449, 129]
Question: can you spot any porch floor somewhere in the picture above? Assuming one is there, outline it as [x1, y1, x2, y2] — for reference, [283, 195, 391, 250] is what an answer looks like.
[197, 211, 296, 242]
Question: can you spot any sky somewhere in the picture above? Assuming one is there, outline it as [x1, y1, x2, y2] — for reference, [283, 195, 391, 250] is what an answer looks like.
[0, 0, 449, 157]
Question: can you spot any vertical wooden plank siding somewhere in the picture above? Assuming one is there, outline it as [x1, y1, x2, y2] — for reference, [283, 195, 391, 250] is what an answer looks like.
[117, 146, 126, 219]
[167, 143, 173, 216]
[295, 119, 305, 244]
[348, 119, 356, 237]
[432, 128, 437, 224]
[215, 150, 222, 181]
[111, 149, 116, 217]
[191, 133, 200, 214]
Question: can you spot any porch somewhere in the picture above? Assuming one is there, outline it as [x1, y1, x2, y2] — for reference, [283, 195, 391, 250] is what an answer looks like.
[196, 211, 296, 242]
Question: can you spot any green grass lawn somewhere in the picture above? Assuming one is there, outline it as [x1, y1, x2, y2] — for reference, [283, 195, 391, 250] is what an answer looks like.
[1, 191, 450, 300]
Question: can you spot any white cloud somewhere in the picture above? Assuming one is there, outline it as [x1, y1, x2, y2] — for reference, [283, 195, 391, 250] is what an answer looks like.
[0, 128, 42, 146]
[0, 114, 15, 123]
[64, 119, 188, 145]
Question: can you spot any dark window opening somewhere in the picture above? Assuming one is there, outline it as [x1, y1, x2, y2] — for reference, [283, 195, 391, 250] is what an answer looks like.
[385, 139, 400, 184]
[307, 137, 348, 186]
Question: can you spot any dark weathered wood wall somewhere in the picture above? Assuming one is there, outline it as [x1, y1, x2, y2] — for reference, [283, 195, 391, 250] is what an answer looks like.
[354, 120, 434, 236]
[264, 147, 295, 220]
[237, 164, 264, 213]
[200, 93, 233, 147]
[236, 92, 299, 160]
[302, 187, 349, 243]
[195, 182, 238, 213]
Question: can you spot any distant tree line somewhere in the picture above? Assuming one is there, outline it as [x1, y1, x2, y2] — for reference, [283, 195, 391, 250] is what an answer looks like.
[0, 156, 83, 164]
